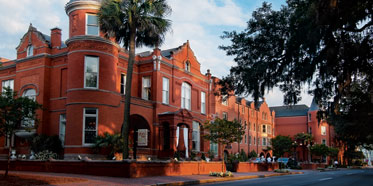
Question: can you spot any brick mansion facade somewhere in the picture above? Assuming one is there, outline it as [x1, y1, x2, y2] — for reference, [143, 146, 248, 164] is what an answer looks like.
[0, 0, 334, 162]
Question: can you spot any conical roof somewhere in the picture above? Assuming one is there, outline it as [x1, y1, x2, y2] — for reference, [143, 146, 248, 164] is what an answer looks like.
[309, 98, 319, 111]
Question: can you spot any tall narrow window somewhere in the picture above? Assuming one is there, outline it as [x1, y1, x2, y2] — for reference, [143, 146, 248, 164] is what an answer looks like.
[322, 139, 327, 145]
[262, 137, 267, 146]
[249, 135, 251, 145]
[21, 89, 36, 127]
[120, 73, 126, 94]
[84, 56, 99, 88]
[222, 112, 228, 120]
[192, 121, 200, 151]
[181, 82, 191, 110]
[185, 61, 191, 72]
[86, 14, 99, 36]
[268, 125, 272, 134]
[210, 141, 218, 157]
[162, 77, 169, 104]
[222, 95, 228, 106]
[59, 114, 66, 146]
[321, 126, 326, 135]
[262, 125, 266, 133]
[142, 76, 151, 100]
[245, 135, 247, 144]
[83, 108, 98, 145]
[201, 91, 206, 114]
[2, 79, 14, 93]
[26, 45, 33, 57]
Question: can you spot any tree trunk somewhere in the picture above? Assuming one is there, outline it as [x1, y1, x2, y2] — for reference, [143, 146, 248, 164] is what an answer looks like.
[5, 136, 12, 177]
[122, 18, 136, 160]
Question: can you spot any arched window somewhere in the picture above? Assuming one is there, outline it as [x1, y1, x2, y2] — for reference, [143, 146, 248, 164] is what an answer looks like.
[22, 88, 36, 127]
[23, 88, 36, 100]
[185, 61, 191, 72]
[27, 45, 34, 57]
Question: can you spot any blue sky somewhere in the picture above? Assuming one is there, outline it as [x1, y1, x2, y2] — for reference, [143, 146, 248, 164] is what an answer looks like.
[0, 0, 313, 106]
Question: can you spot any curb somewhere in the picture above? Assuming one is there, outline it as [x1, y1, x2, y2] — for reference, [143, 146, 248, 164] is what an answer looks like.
[148, 172, 304, 186]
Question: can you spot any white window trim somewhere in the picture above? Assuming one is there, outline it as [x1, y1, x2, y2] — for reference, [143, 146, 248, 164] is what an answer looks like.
[162, 77, 169, 104]
[2, 79, 14, 93]
[142, 76, 151, 100]
[84, 56, 99, 89]
[59, 114, 66, 146]
[27, 45, 34, 57]
[192, 121, 200, 152]
[86, 14, 99, 36]
[181, 82, 191, 110]
[222, 95, 228, 106]
[262, 137, 267, 146]
[201, 91, 206, 114]
[321, 126, 326, 136]
[82, 108, 98, 146]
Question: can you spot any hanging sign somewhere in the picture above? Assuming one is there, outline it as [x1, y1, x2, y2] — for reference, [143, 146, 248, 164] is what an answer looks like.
[137, 129, 148, 146]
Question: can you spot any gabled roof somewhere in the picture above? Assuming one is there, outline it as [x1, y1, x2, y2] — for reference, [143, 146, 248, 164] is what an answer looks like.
[16, 24, 51, 50]
[270, 105, 309, 117]
[309, 98, 319, 111]
[256, 101, 264, 109]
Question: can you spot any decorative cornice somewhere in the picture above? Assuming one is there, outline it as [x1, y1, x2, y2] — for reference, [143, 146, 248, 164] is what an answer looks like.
[65, 0, 101, 15]
[65, 35, 120, 49]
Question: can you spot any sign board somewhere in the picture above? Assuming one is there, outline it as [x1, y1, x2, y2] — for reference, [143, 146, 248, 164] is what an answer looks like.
[137, 129, 148, 146]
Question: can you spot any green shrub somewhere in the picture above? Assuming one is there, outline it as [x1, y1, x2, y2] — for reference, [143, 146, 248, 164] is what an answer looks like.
[239, 149, 248, 162]
[92, 132, 123, 159]
[31, 134, 63, 158]
[201, 152, 206, 161]
[248, 150, 257, 158]
[208, 150, 215, 160]
[209, 171, 233, 177]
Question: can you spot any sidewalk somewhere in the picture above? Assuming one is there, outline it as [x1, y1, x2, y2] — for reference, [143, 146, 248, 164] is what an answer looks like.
[2, 170, 304, 186]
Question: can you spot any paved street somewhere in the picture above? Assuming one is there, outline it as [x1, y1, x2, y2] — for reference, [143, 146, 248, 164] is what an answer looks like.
[202, 169, 373, 186]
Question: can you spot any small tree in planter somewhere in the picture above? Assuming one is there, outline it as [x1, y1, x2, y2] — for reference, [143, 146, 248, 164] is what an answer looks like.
[204, 118, 245, 172]
[310, 144, 329, 163]
[271, 135, 293, 169]
[248, 150, 258, 159]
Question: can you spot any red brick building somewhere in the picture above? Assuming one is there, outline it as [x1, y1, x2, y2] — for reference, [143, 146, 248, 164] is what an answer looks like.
[270, 99, 337, 163]
[0, 0, 276, 160]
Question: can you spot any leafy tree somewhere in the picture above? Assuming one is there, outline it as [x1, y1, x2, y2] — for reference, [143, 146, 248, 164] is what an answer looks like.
[248, 150, 257, 159]
[204, 118, 245, 172]
[219, 0, 373, 159]
[271, 135, 293, 158]
[294, 133, 314, 162]
[98, 0, 171, 159]
[0, 88, 42, 177]
[93, 132, 124, 159]
[310, 144, 330, 163]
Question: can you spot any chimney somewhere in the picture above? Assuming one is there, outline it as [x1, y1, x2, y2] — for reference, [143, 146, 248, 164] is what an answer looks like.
[51, 27, 62, 48]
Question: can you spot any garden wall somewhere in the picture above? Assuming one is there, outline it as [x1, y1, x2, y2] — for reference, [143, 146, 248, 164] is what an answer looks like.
[0, 160, 225, 178]
[235, 162, 279, 172]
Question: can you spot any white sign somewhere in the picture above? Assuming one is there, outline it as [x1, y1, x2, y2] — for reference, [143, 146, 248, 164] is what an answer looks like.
[137, 129, 148, 146]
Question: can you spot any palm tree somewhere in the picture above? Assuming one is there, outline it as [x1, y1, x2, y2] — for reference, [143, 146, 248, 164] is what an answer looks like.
[98, 0, 171, 159]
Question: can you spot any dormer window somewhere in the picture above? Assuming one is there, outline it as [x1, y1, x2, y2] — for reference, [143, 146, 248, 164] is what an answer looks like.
[185, 61, 191, 72]
[27, 45, 33, 57]
[86, 14, 99, 36]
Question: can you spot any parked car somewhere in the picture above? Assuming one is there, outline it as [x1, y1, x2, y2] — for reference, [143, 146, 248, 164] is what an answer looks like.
[251, 157, 263, 163]
[277, 157, 289, 165]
